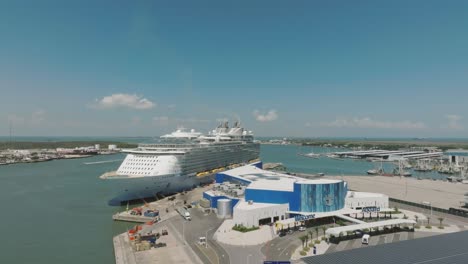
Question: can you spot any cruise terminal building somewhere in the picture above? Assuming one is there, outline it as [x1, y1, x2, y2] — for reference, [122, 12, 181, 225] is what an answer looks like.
[203, 163, 389, 228]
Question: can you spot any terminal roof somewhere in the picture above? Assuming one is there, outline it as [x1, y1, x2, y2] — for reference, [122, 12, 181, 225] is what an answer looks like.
[221, 165, 343, 192]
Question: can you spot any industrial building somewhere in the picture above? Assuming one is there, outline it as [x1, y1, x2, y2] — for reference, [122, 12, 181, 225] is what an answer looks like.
[203, 163, 389, 228]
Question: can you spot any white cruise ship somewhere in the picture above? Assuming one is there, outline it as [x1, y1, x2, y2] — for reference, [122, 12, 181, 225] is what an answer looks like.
[101, 121, 260, 205]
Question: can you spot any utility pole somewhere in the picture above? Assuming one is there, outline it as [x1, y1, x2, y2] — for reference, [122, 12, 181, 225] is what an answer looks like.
[9, 119, 13, 149]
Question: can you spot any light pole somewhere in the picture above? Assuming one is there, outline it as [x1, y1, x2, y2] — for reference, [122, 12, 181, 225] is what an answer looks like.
[182, 220, 186, 245]
[247, 254, 252, 264]
[422, 201, 432, 217]
[205, 227, 217, 249]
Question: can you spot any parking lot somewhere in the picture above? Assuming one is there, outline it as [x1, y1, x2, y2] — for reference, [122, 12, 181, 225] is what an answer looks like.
[326, 231, 437, 254]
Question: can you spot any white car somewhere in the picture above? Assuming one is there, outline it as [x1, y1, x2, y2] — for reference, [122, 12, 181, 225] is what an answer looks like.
[299, 226, 306, 231]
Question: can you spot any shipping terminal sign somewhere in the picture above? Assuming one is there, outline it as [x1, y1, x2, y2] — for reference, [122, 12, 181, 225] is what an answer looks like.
[294, 214, 316, 221]
[362, 206, 380, 213]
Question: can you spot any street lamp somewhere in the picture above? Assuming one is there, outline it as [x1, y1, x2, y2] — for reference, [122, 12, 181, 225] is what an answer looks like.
[422, 201, 432, 217]
[205, 227, 217, 249]
[182, 220, 186, 245]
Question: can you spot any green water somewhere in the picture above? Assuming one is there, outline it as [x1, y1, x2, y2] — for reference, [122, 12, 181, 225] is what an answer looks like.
[0, 144, 444, 264]
[0, 153, 132, 264]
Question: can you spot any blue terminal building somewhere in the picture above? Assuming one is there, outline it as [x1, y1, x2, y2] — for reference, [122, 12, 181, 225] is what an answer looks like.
[290, 180, 347, 213]
[202, 163, 386, 228]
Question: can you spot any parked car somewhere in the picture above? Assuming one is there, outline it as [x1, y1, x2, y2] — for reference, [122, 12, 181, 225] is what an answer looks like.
[299, 226, 306, 231]
[278, 231, 286, 237]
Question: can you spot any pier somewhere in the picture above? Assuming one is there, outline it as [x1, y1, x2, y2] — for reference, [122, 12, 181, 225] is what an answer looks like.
[331, 149, 444, 160]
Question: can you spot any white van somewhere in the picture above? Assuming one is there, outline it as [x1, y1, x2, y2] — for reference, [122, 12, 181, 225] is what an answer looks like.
[362, 234, 370, 244]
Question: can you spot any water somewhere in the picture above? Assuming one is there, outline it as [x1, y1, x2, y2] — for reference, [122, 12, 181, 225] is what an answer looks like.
[0, 144, 448, 264]
[0, 154, 132, 264]
[261, 145, 446, 179]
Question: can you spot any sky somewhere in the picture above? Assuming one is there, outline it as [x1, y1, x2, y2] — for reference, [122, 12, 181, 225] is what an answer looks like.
[0, 0, 467, 137]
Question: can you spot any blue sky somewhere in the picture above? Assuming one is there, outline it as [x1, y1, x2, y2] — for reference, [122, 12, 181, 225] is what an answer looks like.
[1, 0, 467, 137]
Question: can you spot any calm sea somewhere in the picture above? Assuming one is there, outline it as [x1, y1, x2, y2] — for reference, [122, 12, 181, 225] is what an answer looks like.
[0, 144, 448, 264]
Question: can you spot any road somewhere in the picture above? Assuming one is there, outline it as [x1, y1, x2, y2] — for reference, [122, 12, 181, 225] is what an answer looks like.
[390, 201, 468, 228]
[261, 225, 329, 262]
[171, 207, 230, 264]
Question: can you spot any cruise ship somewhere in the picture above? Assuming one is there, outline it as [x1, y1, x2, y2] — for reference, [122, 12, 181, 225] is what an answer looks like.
[101, 121, 260, 205]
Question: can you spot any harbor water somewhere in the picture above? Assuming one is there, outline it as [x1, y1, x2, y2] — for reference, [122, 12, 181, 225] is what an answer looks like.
[0, 144, 449, 264]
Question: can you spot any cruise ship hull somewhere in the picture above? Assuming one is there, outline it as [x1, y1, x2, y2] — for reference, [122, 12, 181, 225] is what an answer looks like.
[107, 174, 214, 206]
[105, 123, 260, 205]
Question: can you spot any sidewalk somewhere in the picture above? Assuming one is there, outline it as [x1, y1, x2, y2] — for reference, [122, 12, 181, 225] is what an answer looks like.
[213, 219, 275, 246]
[290, 236, 330, 260]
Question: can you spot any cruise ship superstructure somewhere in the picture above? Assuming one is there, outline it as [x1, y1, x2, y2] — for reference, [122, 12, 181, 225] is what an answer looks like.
[101, 122, 260, 205]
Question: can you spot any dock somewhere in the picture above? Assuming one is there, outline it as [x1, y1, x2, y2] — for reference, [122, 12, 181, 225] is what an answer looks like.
[112, 213, 160, 223]
[112, 184, 215, 264]
[332, 149, 444, 160]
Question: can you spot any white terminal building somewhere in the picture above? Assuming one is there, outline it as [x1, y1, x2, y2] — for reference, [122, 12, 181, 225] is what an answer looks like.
[203, 162, 389, 228]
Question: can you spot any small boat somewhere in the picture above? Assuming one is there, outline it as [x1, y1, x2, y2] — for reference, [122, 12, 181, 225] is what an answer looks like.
[367, 168, 384, 175]
[368, 160, 384, 175]
[393, 161, 412, 177]
[299, 152, 320, 159]
[326, 154, 342, 160]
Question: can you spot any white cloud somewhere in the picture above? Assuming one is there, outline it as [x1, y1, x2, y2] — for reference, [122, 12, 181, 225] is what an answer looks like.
[7, 114, 25, 125]
[131, 116, 142, 125]
[445, 115, 463, 130]
[152, 116, 169, 126]
[322, 117, 426, 130]
[7, 109, 46, 126]
[31, 110, 46, 124]
[152, 116, 210, 127]
[253, 110, 278, 122]
[153, 116, 169, 122]
[93, 93, 155, 110]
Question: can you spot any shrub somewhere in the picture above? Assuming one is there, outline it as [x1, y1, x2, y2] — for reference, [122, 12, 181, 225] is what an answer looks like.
[314, 240, 321, 244]
[415, 225, 421, 229]
[304, 246, 310, 252]
[308, 243, 314, 247]
[300, 251, 307, 256]
[321, 237, 326, 241]
[425, 225, 432, 229]
[232, 224, 259, 233]
[336, 220, 346, 226]
[438, 226, 444, 229]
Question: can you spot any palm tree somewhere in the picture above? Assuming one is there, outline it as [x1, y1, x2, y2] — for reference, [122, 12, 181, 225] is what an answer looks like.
[426, 216, 431, 226]
[299, 236, 306, 248]
[438, 217, 444, 228]
[308, 230, 313, 241]
[315, 227, 319, 239]
[322, 226, 327, 236]
[414, 215, 419, 224]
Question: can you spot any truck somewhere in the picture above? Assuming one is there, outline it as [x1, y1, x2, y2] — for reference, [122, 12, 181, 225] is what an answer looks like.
[361, 234, 370, 245]
[176, 207, 191, 221]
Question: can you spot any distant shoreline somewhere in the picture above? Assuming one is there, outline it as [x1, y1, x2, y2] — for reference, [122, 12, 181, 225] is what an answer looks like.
[260, 138, 468, 151]
[0, 141, 138, 150]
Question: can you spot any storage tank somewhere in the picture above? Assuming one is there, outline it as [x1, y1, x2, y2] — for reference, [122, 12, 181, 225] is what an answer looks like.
[217, 199, 232, 218]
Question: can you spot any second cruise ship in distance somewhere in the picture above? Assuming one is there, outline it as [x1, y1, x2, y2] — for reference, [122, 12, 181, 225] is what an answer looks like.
[101, 121, 260, 205]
